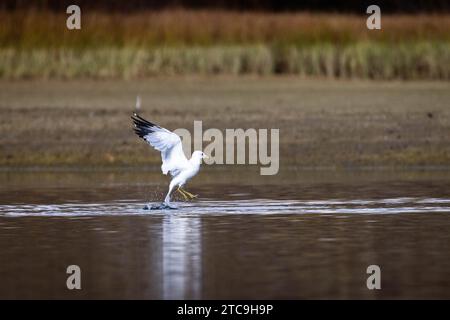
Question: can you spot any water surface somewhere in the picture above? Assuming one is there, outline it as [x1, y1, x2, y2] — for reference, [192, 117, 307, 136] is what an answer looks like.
[0, 168, 450, 299]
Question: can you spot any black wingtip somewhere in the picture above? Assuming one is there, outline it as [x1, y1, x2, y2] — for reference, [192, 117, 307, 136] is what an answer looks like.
[131, 113, 162, 139]
[131, 113, 161, 128]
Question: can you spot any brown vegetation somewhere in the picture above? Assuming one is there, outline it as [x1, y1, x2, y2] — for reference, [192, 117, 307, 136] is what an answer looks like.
[0, 10, 449, 79]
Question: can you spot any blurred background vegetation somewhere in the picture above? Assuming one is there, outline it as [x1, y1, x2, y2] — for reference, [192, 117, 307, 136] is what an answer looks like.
[1, 0, 449, 80]
[1, 1, 450, 168]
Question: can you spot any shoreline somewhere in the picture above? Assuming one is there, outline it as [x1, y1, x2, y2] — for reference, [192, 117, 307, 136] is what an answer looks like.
[1, 78, 449, 168]
[2, 165, 450, 172]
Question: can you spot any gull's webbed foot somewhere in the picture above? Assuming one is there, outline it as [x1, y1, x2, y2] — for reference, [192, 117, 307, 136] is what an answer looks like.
[186, 191, 198, 199]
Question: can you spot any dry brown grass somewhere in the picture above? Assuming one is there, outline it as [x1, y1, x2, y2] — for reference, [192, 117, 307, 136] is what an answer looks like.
[1, 10, 449, 79]
[1, 9, 450, 48]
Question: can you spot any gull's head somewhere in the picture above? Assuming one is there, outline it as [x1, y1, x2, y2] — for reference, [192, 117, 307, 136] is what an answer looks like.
[192, 151, 209, 162]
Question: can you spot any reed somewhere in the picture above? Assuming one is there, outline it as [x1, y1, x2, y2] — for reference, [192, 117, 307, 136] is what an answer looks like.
[2, 10, 450, 48]
[1, 42, 449, 79]
[1, 9, 449, 79]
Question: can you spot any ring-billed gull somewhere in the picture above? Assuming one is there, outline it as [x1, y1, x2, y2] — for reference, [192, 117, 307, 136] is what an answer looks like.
[132, 113, 208, 206]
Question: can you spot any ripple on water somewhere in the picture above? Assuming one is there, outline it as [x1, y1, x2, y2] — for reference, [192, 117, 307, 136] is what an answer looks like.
[1, 197, 450, 217]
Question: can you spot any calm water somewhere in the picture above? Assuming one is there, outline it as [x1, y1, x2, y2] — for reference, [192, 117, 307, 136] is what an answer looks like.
[0, 168, 450, 299]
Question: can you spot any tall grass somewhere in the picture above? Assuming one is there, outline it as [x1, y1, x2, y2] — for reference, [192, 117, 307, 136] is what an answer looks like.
[1, 10, 449, 79]
[2, 43, 448, 79]
[2, 10, 450, 48]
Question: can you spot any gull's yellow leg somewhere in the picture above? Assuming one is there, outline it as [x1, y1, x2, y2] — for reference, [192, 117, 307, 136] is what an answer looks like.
[177, 187, 189, 201]
[178, 187, 194, 200]
[180, 187, 198, 199]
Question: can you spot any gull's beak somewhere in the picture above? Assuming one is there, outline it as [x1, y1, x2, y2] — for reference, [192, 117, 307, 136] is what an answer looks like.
[203, 154, 209, 159]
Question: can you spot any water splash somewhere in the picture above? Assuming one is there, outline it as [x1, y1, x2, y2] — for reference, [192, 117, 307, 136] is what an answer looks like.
[1, 197, 450, 217]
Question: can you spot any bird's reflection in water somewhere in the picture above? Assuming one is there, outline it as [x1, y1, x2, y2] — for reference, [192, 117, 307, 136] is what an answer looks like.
[162, 214, 202, 299]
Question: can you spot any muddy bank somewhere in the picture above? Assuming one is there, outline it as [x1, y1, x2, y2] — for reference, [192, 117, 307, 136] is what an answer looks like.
[1, 77, 449, 168]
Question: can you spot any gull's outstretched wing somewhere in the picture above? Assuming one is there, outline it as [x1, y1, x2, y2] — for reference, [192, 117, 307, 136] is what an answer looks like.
[132, 113, 188, 176]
